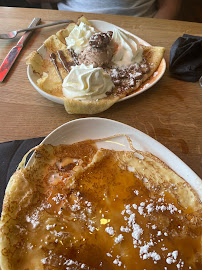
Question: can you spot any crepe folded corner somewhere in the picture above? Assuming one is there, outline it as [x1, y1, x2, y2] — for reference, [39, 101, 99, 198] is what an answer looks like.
[56, 15, 95, 45]
[26, 51, 43, 74]
[142, 46, 165, 80]
[143, 46, 165, 73]
[63, 95, 119, 114]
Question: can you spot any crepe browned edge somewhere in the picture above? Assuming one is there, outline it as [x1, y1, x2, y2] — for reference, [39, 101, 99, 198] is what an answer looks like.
[26, 16, 165, 114]
[0, 143, 201, 269]
[63, 95, 120, 114]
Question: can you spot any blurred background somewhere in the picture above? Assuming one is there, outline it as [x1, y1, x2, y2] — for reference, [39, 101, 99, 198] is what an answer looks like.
[0, 0, 201, 23]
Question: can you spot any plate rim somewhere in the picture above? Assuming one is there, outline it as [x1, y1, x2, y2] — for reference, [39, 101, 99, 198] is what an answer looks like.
[27, 117, 201, 199]
[27, 19, 166, 104]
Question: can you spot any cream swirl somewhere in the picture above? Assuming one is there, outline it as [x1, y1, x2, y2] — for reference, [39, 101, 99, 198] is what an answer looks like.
[111, 28, 143, 67]
[62, 64, 114, 100]
[65, 22, 96, 54]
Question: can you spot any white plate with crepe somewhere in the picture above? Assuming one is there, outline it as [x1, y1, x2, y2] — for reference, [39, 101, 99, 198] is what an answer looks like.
[27, 20, 166, 105]
[27, 117, 201, 199]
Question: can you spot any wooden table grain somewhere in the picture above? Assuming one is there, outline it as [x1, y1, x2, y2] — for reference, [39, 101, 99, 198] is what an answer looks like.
[0, 7, 201, 177]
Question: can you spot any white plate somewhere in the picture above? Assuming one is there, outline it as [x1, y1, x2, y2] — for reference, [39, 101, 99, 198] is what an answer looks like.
[27, 117, 201, 199]
[27, 20, 166, 105]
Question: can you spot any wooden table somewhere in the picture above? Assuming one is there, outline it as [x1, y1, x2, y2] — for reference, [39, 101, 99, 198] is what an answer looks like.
[0, 7, 201, 177]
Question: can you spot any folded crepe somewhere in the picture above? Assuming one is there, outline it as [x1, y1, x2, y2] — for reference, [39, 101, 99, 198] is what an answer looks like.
[169, 34, 202, 82]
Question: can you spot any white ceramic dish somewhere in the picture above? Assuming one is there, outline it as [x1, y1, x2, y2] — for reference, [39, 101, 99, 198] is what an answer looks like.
[27, 117, 201, 199]
[27, 20, 166, 105]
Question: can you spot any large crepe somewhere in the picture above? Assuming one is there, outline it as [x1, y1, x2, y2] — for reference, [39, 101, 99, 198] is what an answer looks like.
[0, 140, 201, 269]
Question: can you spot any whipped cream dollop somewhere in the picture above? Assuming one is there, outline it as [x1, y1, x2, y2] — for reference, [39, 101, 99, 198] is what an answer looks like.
[62, 64, 114, 100]
[111, 28, 143, 67]
[65, 22, 96, 54]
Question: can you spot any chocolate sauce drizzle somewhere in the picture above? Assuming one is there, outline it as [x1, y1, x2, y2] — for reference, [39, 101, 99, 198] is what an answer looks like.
[49, 49, 79, 78]
[50, 53, 63, 82]
[57, 50, 75, 72]
[69, 49, 79, 65]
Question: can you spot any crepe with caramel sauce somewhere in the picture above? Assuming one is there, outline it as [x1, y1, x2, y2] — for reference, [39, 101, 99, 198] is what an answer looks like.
[0, 139, 201, 270]
[26, 16, 165, 114]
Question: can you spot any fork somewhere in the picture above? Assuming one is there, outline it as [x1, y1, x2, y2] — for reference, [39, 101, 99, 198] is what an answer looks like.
[0, 20, 73, 39]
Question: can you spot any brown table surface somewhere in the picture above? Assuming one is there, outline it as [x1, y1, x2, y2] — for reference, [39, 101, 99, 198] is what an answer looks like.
[0, 7, 201, 177]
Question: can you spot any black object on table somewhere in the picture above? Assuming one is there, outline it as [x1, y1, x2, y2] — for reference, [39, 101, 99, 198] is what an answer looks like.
[169, 34, 202, 82]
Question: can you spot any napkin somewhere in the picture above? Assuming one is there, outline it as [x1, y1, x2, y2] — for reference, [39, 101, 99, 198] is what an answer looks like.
[0, 137, 44, 213]
[169, 34, 202, 82]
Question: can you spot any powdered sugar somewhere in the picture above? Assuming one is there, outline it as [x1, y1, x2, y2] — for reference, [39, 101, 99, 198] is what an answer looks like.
[113, 256, 122, 267]
[166, 251, 178, 264]
[52, 193, 64, 204]
[113, 193, 185, 267]
[127, 166, 135, 172]
[105, 226, 114, 236]
[88, 224, 96, 233]
[134, 190, 139, 196]
[120, 226, 130, 233]
[114, 234, 124, 244]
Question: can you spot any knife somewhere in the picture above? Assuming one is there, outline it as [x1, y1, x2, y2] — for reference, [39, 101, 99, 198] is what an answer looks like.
[0, 17, 41, 83]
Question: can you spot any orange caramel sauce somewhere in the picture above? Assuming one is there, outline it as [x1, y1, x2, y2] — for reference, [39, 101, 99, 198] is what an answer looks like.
[7, 141, 202, 269]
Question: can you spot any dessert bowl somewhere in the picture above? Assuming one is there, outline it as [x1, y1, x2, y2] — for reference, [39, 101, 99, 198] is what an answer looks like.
[27, 20, 166, 106]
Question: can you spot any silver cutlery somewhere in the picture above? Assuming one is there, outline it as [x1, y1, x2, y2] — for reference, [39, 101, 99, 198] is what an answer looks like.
[0, 19, 73, 39]
[0, 18, 41, 82]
